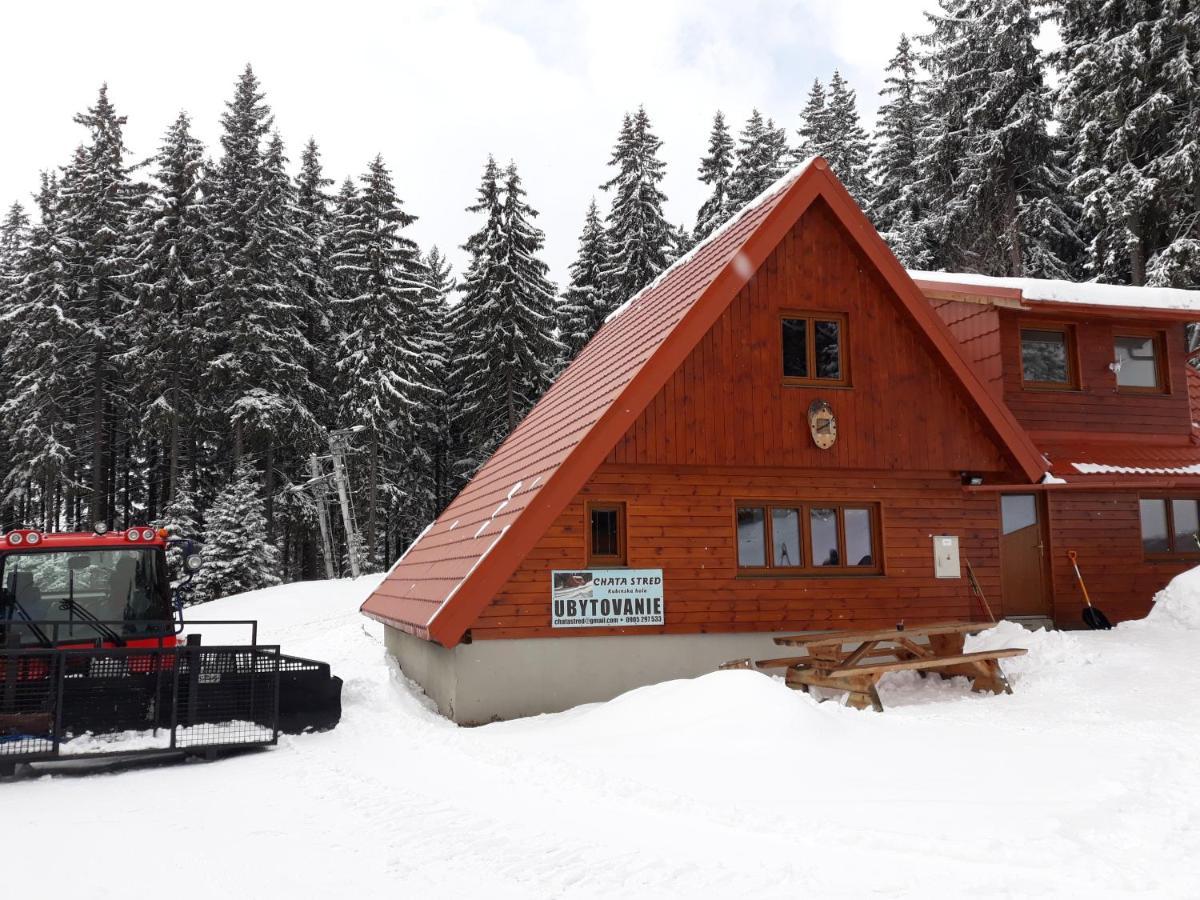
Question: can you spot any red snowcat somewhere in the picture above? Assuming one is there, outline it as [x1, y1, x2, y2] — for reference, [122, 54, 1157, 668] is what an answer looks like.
[0, 525, 342, 775]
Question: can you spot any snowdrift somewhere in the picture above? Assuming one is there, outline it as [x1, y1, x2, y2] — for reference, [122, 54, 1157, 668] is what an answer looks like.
[1145, 564, 1200, 630]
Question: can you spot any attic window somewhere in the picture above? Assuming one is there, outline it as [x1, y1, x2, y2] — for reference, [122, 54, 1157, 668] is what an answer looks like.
[1020, 326, 1077, 389]
[782, 313, 848, 387]
[1114, 333, 1164, 391]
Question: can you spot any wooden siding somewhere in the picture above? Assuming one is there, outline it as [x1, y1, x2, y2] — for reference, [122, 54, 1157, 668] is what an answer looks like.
[473, 466, 1004, 639]
[930, 298, 1003, 399]
[999, 312, 1191, 437]
[606, 200, 1015, 474]
[1045, 491, 1190, 624]
[474, 202, 1022, 640]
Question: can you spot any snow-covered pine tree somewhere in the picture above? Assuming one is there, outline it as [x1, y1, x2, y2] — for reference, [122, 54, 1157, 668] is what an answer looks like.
[0, 201, 29, 499]
[154, 486, 201, 584]
[57, 84, 143, 526]
[0, 202, 28, 291]
[420, 246, 456, 513]
[694, 111, 736, 239]
[1056, 0, 1200, 286]
[452, 158, 560, 477]
[121, 111, 209, 508]
[871, 34, 936, 267]
[823, 70, 873, 202]
[331, 154, 432, 569]
[919, 0, 1078, 277]
[0, 175, 82, 529]
[200, 67, 320, 516]
[601, 107, 671, 305]
[326, 177, 360, 333]
[294, 138, 336, 389]
[668, 223, 695, 264]
[499, 160, 559, 395]
[797, 80, 832, 160]
[729, 109, 791, 210]
[556, 198, 612, 365]
[191, 459, 280, 603]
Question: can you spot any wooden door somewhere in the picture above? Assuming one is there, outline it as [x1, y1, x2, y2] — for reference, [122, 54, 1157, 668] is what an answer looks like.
[1000, 494, 1051, 617]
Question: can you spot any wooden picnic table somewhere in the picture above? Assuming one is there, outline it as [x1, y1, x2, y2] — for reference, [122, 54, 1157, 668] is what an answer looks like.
[724, 621, 1026, 712]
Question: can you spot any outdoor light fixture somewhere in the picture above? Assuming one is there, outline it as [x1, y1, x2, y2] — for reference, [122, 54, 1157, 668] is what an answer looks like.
[960, 472, 984, 486]
[1109, 358, 1123, 374]
[94, 522, 109, 535]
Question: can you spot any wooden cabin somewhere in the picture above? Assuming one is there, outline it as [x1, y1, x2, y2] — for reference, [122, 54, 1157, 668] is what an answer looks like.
[361, 158, 1200, 723]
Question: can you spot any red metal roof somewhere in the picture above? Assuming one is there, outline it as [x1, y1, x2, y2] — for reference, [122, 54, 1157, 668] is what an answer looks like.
[1036, 366, 1200, 481]
[361, 158, 1048, 647]
[1040, 441, 1200, 480]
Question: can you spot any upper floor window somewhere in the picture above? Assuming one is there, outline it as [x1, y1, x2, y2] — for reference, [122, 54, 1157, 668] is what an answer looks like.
[1020, 326, 1077, 389]
[781, 313, 849, 387]
[586, 501, 626, 566]
[736, 501, 880, 575]
[1114, 332, 1164, 391]
[1139, 497, 1200, 557]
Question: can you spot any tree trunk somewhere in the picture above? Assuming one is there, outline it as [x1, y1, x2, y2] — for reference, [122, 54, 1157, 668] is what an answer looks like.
[367, 438, 379, 569]
[265, 442, 275, 541]
[1003, 164, 1023, 276]
[90, 342, 107, 525]
[168, 367, 181, 504]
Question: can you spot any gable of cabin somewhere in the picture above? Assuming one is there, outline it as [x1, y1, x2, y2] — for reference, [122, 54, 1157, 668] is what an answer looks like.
[467, 197, 1022, 641]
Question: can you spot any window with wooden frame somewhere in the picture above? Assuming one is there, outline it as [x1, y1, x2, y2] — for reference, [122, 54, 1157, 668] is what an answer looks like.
[1019, 324, 1078, 389]
[1139, 497, 1200, 558]
[586, 501, 627, 566]
[781, 312, 849, 387]
[1114, 330, 1166, 392]
[735, 501, 881, 575]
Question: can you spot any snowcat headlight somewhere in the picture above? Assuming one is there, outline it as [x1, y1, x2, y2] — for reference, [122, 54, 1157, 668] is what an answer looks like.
[126, 528, 141, 542]
[94, 522, 109, 535]
[25, 532, 41, 546]
[140, 528, 155, 541]
[7, 532, 24, 546]
[184, 553, 203, 574]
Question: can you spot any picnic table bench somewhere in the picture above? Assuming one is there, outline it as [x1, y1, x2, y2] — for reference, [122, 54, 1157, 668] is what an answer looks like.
[722, 621, 1026, 712]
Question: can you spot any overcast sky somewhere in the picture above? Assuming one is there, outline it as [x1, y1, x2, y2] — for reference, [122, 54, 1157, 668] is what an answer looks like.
[2, 0, 937, 284]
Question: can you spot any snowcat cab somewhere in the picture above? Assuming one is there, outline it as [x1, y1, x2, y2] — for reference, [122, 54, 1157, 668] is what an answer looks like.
[1, 525, 342, 776]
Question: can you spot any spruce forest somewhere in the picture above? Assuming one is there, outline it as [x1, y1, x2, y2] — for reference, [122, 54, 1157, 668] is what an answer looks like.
[1, 0, 1197, 599]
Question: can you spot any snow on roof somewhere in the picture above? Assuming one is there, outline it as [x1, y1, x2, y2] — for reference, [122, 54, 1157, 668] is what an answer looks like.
[1040, 440, 1200, 480]
[910, 270, 1200, 314]
[1073, 462, 1200, 476]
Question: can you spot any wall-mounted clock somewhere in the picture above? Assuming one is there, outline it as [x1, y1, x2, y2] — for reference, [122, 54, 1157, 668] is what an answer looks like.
[808, 399, 837, 450]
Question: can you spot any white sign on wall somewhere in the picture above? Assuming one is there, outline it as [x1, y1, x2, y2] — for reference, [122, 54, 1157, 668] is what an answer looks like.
[551, 569, 665, 628]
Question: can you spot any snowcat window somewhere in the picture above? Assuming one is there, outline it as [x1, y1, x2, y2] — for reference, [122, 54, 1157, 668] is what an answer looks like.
[0, 548, 171, 643]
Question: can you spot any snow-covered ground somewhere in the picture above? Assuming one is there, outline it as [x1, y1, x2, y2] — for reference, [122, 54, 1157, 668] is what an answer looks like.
[6, 575, 1200, 898]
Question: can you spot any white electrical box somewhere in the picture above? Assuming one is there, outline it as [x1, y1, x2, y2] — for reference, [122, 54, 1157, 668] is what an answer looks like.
[933, 535, 961, 579]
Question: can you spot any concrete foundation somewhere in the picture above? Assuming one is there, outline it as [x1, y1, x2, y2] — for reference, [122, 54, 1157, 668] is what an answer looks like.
[384, 627, 807, 724]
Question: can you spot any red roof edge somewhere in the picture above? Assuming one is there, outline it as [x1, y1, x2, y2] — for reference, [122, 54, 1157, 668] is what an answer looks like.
[422, 166, 830, 646]
[813, 170, 1048, 484]
[406, 159, 1048, 648]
